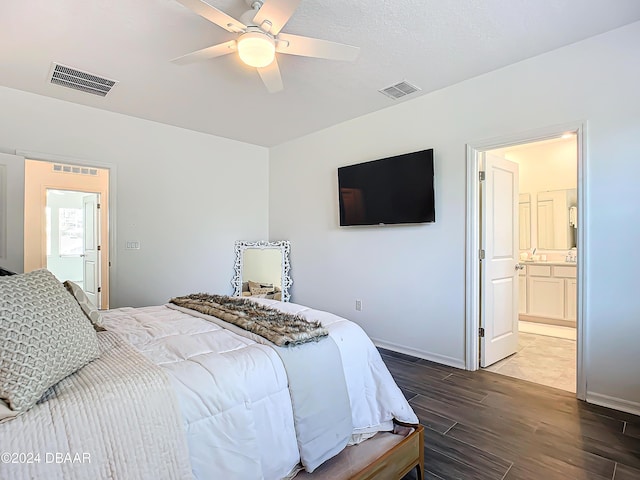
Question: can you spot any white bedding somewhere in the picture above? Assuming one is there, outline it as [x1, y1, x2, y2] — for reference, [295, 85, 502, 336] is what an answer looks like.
[102, 299, 418, 480]
[0, 332, 193, 480]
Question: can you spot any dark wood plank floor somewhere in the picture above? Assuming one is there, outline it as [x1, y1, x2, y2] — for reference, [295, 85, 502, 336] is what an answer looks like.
[381, 348, 640, 480]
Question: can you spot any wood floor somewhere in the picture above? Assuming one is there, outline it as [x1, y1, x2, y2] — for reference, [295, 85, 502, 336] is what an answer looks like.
[381, 348, 640, 480]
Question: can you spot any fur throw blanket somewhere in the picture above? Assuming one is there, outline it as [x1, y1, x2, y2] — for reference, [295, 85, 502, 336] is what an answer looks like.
[170, 294, 328, 347]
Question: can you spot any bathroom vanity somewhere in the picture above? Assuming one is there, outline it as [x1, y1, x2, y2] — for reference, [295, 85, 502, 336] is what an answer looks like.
[519, 261, 577, 326]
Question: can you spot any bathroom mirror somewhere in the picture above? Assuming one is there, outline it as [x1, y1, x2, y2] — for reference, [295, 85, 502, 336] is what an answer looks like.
[519, 194, 531, 250]
[231, 240, 292, 302]
[536, 188, 577, 250]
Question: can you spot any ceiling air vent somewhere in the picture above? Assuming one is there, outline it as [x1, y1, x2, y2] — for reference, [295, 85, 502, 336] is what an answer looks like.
[379, 80, 421, 100]
[49, 63, 117, 97]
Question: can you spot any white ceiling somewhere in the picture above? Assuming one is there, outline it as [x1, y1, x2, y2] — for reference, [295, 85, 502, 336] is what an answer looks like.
[2, 1, 640, 147]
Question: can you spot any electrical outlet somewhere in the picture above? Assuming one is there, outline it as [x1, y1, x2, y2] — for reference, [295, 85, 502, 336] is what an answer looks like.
[355, 299, 362, 311]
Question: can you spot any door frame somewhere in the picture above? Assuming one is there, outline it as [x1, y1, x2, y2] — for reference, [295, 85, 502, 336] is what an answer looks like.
[464, 122, 587, 400]
[18, 149, 117, 309]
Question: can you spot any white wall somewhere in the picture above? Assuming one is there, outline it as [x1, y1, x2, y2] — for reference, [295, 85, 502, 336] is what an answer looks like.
[502, 139, 577, 195]
[270, 22, 640, 410]
[0, 86, 269, 308]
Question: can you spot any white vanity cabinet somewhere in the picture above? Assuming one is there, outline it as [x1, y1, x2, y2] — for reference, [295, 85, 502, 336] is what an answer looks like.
[520, 263, 576, 326]
[518, 267, 527, 314]
[528, 265, 564, 319]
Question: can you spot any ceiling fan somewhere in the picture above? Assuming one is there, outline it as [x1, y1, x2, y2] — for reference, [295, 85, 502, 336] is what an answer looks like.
[172, 0, 360, 93]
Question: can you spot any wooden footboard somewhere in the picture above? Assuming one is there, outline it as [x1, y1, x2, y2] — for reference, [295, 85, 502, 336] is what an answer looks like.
[296, 425, 424, 480]
[353, 425, 424, 480]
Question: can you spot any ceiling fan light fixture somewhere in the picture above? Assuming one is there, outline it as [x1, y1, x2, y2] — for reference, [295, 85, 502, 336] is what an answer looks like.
[237, 31, 275, 68]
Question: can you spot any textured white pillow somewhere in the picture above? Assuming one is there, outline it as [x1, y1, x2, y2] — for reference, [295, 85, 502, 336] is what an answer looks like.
[63, 280, 105, 331]
[0, 269, 100, 413]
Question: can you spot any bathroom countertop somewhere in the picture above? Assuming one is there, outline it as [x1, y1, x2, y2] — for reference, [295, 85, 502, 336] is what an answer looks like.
[522, 261, 577, 266]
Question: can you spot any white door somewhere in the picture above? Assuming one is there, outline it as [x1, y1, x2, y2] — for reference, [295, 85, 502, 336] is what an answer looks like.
[0, 153, 25, 273]
[481, 153, 520, 367]
[82, 194, 100, 307]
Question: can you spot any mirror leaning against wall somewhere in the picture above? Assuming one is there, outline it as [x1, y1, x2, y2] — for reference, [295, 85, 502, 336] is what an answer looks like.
[232, 241, 292, 302]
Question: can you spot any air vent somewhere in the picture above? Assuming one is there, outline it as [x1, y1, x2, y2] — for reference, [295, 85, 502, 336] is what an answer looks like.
[49, 63, 117, 97]
[52, 164, 98, 176]
[379, 80, 421, 100]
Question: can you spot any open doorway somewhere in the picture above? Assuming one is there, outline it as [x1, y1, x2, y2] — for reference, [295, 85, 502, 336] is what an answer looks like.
[465, 123, 585, 399]
[46, 190, 101, 306]
[481, 136, 578, 392]
[24, 159, 110, 309]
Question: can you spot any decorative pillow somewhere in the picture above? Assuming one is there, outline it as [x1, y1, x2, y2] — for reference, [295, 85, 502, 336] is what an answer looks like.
[0, 269, 100, 413]
[63, 280, 105, 331]
[252, 287, 273, 295]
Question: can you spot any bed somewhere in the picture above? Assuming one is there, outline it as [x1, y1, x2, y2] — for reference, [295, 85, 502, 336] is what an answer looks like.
[0, 269, 423, 479]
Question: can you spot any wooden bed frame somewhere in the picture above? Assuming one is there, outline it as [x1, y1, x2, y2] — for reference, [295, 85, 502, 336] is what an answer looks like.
[297, 424, 424, 480]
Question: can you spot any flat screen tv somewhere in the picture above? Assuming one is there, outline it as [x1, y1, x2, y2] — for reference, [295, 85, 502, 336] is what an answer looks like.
[338, 149, 435, 226]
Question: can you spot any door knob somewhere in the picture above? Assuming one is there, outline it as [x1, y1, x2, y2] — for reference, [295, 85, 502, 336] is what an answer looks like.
[515, 263, 525, 270]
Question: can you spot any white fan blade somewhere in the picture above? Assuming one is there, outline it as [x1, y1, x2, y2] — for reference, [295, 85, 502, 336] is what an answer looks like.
[171, 40, 237, 65]
[175, 0, 246, 33]
[257, 58, 284, 93]
[252, 0, 300, 35]
[276, 33, 360, 61]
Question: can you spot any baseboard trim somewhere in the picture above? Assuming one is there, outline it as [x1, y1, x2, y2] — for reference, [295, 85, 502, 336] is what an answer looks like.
[519, 314, 576, 328]
[371, 338, 466, 370]
[586, 392, 640, 416]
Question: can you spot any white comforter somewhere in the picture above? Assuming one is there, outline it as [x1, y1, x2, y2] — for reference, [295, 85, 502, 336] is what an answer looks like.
[102, 299, 417, 480]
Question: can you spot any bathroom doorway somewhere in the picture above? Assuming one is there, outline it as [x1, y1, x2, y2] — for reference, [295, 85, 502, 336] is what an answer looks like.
[465, 123, 585, 398]
[481, 135, 578, 392]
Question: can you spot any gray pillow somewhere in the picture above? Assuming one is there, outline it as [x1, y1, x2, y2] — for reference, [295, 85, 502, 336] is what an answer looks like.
[63, 280, 105, 331]
[0, 269, 100, 413]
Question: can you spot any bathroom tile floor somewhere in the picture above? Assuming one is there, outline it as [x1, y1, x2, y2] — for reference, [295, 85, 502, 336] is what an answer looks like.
[483, 332, 576, 393]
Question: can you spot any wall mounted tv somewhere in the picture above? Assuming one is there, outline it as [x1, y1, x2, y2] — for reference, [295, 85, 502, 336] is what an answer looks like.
[338, 148, 435, 226]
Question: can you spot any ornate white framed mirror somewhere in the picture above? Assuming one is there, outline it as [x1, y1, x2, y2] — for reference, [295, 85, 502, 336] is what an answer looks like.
[232, 240, 292, 302]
